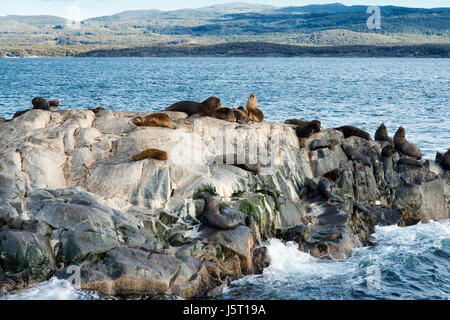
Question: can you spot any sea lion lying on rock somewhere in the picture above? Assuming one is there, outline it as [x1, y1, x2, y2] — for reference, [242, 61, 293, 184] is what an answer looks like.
[164, 96, 222, 117]
[233, 107, 251, 124]
[342, 144, 372, 167]
[131, 148, 169, 161]
[314, 177, 343, 202]
[397, 158, 423, 168]
[213, 107, 236, 122]
[32, 97, 60, 111]
[293, 120, 322, 139]
[133, 113, 173, 128]
[436, 149, 450, 170]
[335, 125, 371, 141]
[375, 123, 394, 146]
[88, 107, 106, 114]
[200, 197, 244, 231]
[393, 126, 422, 160]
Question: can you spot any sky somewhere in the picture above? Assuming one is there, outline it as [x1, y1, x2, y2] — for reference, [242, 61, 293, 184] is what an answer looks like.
[0, 0, 449, 20]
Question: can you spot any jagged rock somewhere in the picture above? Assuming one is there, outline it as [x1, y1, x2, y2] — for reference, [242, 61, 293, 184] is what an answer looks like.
[0, 109, 448, 297]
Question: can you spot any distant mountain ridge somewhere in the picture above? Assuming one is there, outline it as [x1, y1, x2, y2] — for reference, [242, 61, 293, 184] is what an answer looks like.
[0, 2, 449, 57]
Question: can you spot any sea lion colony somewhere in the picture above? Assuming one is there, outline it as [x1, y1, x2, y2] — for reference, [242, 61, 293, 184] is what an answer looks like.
[3, 95, 448, 232]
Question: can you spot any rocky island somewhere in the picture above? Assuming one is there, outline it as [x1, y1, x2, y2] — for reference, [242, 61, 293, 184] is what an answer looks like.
[0, 108, 448, 298]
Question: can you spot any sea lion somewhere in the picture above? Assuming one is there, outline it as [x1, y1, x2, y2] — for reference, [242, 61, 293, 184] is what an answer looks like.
[285, 119, 306, 126]
[436, 152, 443, 164]
[48, 99, 60, 111]
[437, 149, 450, 170]
[295, 120, 321, 139]
[245, 93, 258, 110]
[233, 108, 250, 124]
[133, 113, 173, 128]
[397, 158, 423, 168]
[201, 197, 244, 231]
[164, 96, 222, 116]
[334, 126, 372, 141]
[131, 148, 169, 161]
[309, 139, 339, 151]
[247, 108, 264, 123]
[393, 126, 422, 160]
[382, 145, 396, 157]
[31, 97, 51, 110]
[342, 144, 372, 167]
[213, 107, 236, 122]
[375, 123, 394, 146]
[88, 107, 106, 114]
[12, 109, 31, 119]
[317, 177, 343, 202]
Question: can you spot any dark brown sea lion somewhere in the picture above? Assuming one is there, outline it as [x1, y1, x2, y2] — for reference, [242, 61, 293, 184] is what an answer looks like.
[201, 197, 244, 230]
[31, 97, 50, 110]
[245, 93, 258, 110]
[375, 123, 394, 146]
[295, 120, 321, 139]
[382, 145, 396, 157]
[164, 96, 222, 116]
[397, 158, 423, 168]
[436, 152, 443, 164]
[133, 113, 173, 128]
[309, 139, 339, 151]
[233, 108, 250, 124]
[437, 149, 450, 170]
[393, 126, 422, 160]
[285, 119, 306, 126]
[131, 148, 169, 161]
[12, 109, 31, 119]
[213, 107, 236, 122]
[247, 108, 264, 123]
[317, 177, 343, 202]
[335, 126, 372, 141]
[342, 144, 372, 167]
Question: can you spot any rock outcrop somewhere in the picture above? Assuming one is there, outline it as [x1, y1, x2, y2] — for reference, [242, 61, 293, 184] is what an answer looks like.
[0, 109, 448, 297]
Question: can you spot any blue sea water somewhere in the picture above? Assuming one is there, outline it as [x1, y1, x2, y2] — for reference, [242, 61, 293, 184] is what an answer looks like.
[0, 57, 449, 159]
[0, 57, 449, 300]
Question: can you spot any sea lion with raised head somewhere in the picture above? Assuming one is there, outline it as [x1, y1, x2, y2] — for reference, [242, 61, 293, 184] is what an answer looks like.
[165, 96, 222, 117]
[393, 126, 422, 160]
[335, 126, 372, 141]
[245, 93, 258, 110]
[201, 197, 244, 231]
[375, 123, 394, 146]
[233, 108, 250, 124]
[382, 145, 396, 157]
[436, 152, 443, 164]
[317, 177, 343, 202]
[295, 120, 321, 139]
[133, 113, 173, 128]
[213, 107, 236, 122]
[48, 99, 60, 111]
[131, 148, 169, 161]
[437, 149, 450, 170]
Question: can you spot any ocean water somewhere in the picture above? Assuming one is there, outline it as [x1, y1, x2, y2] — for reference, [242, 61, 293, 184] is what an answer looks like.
[0, 57, 449, 159]
[1, 220, 449, 300]
[0, 57, 449, 300]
